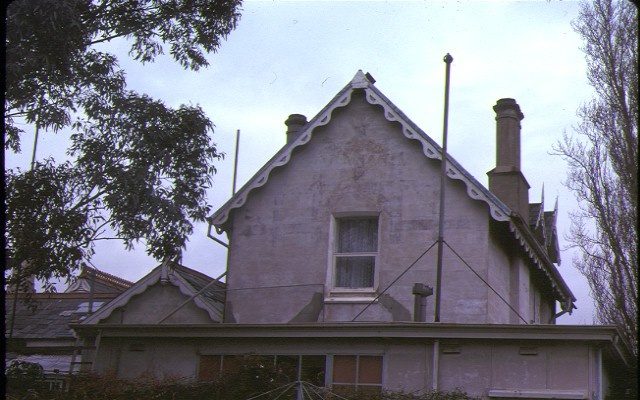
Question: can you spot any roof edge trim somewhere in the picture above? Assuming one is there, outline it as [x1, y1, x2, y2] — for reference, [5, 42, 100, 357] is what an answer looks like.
[508, 217, 576, 305]
[362, 85, 511, 222]
[166, 272, 223, 323]
[208, 83, 357, 229]
[80, 267, 163, 325]
[209, 71, 511, 230]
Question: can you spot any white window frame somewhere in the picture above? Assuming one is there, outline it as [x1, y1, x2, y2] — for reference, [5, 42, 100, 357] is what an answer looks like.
[327, 213, 380, 299]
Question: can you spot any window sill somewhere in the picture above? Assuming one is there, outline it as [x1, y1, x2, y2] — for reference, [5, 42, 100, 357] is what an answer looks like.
[324, 291, 378, 303]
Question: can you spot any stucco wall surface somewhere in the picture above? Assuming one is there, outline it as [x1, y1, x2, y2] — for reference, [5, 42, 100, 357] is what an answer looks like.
[225, 91, 506, 325]
[100, 283, 214, 325]
[91, 336, 600, 399]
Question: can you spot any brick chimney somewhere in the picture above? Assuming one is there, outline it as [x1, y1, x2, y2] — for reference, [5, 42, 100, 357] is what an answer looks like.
[285, 114, 307, 143]
[487, 98, 530, 219]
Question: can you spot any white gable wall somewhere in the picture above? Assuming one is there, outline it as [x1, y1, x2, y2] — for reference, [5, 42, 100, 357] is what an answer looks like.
[100, 283, 215, 325]
[224, 91, 519, 324]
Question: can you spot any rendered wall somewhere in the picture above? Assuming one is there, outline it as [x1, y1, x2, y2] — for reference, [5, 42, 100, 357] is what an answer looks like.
[91, 335, 600, 398]
[439, 341, 595, 397]
[100, 283, 214, 325]
[224, 90, 500, 324]
[92, 337, 201, 380]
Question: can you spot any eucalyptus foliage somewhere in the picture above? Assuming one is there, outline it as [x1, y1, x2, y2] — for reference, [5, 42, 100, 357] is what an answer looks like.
[5, 0, 242, 286]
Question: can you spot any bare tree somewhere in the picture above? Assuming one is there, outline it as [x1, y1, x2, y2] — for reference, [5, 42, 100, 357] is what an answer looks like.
[555, 0, 637, 358]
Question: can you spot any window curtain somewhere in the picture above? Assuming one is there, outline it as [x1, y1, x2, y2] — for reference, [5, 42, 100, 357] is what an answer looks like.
[336, 218, 377, 288]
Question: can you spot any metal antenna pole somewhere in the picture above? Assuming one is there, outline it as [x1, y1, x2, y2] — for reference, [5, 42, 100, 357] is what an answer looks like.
[30, 124, 40, 170]
[232, 129, 240, 195]
[434, 53, 453, 323]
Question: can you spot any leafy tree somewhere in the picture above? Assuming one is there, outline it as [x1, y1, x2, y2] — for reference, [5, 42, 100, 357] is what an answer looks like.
[4, 0, 242, 288]
[554, 0, 637, 359]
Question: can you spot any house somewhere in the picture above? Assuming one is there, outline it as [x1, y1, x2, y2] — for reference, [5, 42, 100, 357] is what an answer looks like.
[72, 71, 633, 398]
[5, 266, 132, 379]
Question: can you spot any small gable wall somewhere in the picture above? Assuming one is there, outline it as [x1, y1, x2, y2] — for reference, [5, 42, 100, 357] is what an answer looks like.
[224, 90, 508, 324]
[99, 283, 215, 325]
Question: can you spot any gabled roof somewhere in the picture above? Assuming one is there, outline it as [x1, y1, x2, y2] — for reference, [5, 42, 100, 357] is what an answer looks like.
[81, 261, 225, 325]
[208, 70, 575, 310]
[209, 70, 510, 231]
[543, 198, 561, 265]
[529, 203, 543, 229]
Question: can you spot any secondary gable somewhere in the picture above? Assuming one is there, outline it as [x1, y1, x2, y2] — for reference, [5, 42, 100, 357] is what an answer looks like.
[81, 263, 224, 325]
[99, 283, 214, 324]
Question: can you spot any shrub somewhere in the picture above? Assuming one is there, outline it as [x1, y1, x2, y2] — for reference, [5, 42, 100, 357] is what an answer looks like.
[4, 357, 478, 400]
[5, 360, 47, 395]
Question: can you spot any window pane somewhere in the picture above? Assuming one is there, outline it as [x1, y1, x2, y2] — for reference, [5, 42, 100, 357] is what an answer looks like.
[275, 355, 299, 383]
[301, 355, 326, 386]
[337, 218, 378, 253]
[333, 355, 357, 384]
[198, 355, 221, 382]
[336, 256, 374, 287]
[358, 356, 383, 384]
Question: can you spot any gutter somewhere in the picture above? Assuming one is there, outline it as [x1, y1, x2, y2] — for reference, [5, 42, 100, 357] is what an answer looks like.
[69, 322, 625, 342]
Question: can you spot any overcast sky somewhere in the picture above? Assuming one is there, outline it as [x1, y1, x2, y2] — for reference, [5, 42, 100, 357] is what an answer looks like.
[6, 0, 598, 324]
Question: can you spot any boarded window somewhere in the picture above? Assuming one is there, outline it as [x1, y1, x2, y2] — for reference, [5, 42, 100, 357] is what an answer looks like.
[332, 355, 383, 394]
[358, 356, 382, 384]
[335, 217, 378, 288]
[333, 355, 357, 384]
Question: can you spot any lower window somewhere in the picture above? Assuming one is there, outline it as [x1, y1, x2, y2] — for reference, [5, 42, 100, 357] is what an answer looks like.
[199, 354, 326, 387]
[332, 355, 383, 395]
[199, 353, 383, 395]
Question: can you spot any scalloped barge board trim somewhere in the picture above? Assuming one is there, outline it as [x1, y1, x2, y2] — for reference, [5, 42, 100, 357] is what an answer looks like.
[209, 75, 510, 229]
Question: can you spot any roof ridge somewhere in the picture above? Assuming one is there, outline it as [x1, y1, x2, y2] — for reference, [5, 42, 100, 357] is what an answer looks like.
[80, 265, 133, 288]
[169, 262, 223, 285]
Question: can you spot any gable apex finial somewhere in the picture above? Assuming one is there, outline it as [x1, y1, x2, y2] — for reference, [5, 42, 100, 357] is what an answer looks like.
[351, 70, 370, 88]
[160, 259, 171, 285]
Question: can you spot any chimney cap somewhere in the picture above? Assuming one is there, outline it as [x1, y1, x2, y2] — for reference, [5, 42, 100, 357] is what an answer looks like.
[493, 98, 524, 120]
[285, 114, 307, 143]
[285, 114, 307, 127]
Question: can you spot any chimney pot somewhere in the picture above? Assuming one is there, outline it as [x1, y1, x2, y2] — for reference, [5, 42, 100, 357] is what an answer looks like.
[493, 98, 524, 120]
[285, 114, 307, 143]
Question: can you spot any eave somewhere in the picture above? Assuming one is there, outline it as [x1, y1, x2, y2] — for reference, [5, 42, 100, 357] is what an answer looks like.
[70, 322, 621, 345]
[508, 215, 576, 308]
[70, 322, 632, 367]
